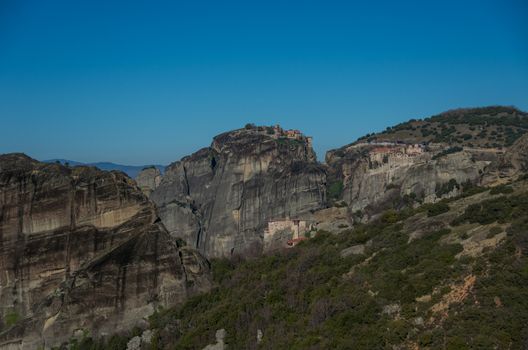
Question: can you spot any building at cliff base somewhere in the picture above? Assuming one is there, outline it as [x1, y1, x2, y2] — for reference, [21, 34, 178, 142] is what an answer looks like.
[263, 218, 313, 250]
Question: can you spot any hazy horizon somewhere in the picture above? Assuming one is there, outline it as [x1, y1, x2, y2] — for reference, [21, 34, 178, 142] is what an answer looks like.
[1, 0, 527, 164]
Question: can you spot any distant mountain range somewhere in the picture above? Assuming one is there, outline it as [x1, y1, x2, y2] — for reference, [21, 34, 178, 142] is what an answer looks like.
[44, 159, 165, 178]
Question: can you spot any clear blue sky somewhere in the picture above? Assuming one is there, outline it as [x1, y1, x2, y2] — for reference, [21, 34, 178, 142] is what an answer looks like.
[1, 0, 527, 164]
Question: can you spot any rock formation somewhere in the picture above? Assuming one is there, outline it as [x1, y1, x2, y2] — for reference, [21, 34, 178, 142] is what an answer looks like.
[150, 125, 327, 258]
[0, 154, 211, 349]
[326, 144, 489, 216]
[135, 166, 162, 196]
[325, 107, 528, 219]
[509, 133, 528, 171]
[482, 133, 528, 185]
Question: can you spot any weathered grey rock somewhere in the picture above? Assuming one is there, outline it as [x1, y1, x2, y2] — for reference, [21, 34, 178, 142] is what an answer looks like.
[509, 133, 528, 173]
[340, 244, 365, 257]
[326, 145, 488, 217]
[413, 317, 424, 326]
[382, 304, 401, 317]
[0, 154, 211, 349]
[126, 336, 142, 350]
[482, 133, 528, 185]
[312, 207, 351, 233]
[141, 329, 153, 344]
[135, 166, 162, 196]
[151, 127, 327, 258]
[202, 329, 226, 350]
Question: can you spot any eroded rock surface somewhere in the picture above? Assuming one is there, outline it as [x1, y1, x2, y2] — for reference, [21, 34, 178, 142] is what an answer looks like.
[151, 126, 327, 258]
[0, 154, 211, 349]
[325, 107, 528, 219]
[135, 166, 162, 196]
[202, 329, 226, 350]
[326, 144, 488, 217]
[482, 133, 528, 184]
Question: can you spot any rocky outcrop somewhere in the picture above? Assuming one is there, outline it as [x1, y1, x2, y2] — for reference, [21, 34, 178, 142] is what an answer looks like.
[135, 166, 162, 196]
[507, 134, 528, 173]
[326, 107, 528, 211]
[482, 133, 528, 185]
[151, 127, 327, 258]
[202, 329, 227, 350]
[0, 154, 211, 349]
[326, 143, 489, 218]
[509, 133, 528, 172]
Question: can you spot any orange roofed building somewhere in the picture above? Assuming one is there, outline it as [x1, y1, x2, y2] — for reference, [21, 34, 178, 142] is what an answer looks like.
[263, 218, 313, 249]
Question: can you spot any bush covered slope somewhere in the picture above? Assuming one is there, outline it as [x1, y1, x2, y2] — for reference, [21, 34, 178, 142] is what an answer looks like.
[355, 106, 528, 148]
[67, 177, 528, 350]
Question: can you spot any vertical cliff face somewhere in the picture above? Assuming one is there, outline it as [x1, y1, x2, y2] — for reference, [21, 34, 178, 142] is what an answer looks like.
[135, 166, 162, 196]
[0, 154, 211, 349]
[151, 127, 327, 258]
[326, 144, 489, 216]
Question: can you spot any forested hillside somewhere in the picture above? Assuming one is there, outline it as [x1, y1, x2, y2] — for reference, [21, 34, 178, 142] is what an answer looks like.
[63, 176, 528, 350]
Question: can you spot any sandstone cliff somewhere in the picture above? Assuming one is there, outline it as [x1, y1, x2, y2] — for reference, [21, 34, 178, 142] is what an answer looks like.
[150, 126, 327, 258]
[0, 154, 211, 349]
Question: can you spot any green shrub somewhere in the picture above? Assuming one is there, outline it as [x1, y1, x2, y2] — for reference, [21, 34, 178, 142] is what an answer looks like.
[4, 311, 20, 327]
[490, 185, 514, 195]
[436, 179, 459, 197]
[487, 226, 502, 238]
[459, 232, 469, 240]
[432, 146, 464, 160]
[453, 194, 528, 226]
[386, 183, 399, 190]
[175, 237, 187, 247]
[105, 335, 128, 350]
[519, 174, 528, 181]
[211, 258, 236, 284]
[328, 181, 344, 200]
[457, 182, 487, 199]
[381, 209, 401, 224]
[334, 200, 348, 208]
[425, 202, 450, 217]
